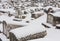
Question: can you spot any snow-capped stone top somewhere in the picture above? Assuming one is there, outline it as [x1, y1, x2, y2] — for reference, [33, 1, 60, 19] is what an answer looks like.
[33, 10, 44, 14]
[52, 12, 60, 17]
[49, 12, 60, 17]
[56, 24, 60, 27]
[10, 24, 46, 39]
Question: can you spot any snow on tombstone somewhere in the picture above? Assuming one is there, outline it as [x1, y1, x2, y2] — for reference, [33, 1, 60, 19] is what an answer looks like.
[9, 24, 47, 41]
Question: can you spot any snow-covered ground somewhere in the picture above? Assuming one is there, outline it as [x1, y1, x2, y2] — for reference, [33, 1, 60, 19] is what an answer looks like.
[0, 0, 60, 41]
[28, 28, 60, 41]
[28, 14, 60, 41]
[0, 12, 60, 41]
[0, 33, 9, 41]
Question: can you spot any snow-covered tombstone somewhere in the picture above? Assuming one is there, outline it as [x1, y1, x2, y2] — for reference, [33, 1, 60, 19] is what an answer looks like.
[9, 24, 47, 41]
[31, 9, 44, 19]
[47, 7, 60, 26]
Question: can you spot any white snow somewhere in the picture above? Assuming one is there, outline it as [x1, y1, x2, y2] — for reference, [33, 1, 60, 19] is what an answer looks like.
[0, 15, 29, 32]
[28, 28, 60, 41]
[0, 9, 15, 14]
[27, 14, 60, 41]
[50, 12, 60, 17]
[44, 6, 60, 11]
[1, 0, 7, 2]
[0, 33, 8, 41]
[0, 1, 60, 41]
[42, 22, 55, 28]
[25, 6, 43, 12]
[33, 10, 44, 14]
[0, 23, 3, 32]
[0, 15, 28, 25]
[46, 6, 60, 17]
[56, 24, 60, 27]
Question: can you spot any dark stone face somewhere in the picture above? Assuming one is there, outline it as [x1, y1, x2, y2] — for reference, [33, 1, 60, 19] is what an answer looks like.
[0, 38, 2, 41]
[11, 1, 14, 3]
[48, 8, 54, 13]
[26, 21, 30, 23]
[0, 31, 1, 33]
[44, 9, 48, 14]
